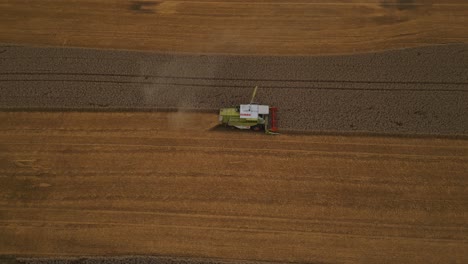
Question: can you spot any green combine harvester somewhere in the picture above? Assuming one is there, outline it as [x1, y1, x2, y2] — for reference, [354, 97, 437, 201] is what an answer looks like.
[219, 86, 279, 134]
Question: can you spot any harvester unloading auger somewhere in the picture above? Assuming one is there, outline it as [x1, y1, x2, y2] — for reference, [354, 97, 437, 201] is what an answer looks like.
[219, 86, 279, 134]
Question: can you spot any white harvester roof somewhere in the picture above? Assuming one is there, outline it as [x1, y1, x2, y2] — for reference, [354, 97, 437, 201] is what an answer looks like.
[239, 104, 269, 119]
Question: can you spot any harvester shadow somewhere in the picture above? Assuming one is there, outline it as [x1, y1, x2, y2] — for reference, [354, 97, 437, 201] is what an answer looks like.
[209, 124, 264, 134]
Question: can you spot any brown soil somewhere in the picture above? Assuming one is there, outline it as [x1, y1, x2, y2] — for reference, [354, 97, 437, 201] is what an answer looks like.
[1, 0, 467, 55]
[1, 44, 468, 136]
[15, 256, 274, 264]
[1, 111, 467, 263]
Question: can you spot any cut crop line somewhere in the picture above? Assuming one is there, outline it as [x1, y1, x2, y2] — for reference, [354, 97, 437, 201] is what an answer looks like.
[65, 0, 468, 6]
[3, 172, 467, 188]
[2, 137, 467, 157]
[1, 79, 466, 92]
[0, 135, 446, 150]
[2, 72, 468, 86]
[161, 1, 468, 6]
[3, 142, 468, 160]
[1, 207, 466, 232]
[3, 219, 467, 243]
[1, 129, 467, 149]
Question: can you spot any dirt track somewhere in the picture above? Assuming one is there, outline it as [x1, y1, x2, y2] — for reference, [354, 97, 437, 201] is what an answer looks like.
[1, 112, 467, 263]
[1, 44, 468, 135]
[1, 0, 468, 55]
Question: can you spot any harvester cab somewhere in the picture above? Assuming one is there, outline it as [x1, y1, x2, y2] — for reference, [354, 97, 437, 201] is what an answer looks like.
[219, 86, 279, 134]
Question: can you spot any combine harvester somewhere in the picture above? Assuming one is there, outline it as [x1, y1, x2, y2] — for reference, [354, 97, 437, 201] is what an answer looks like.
[219, 86, 279, 134]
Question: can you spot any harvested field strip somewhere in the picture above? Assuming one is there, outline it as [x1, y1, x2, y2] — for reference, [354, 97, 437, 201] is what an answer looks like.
[2, 206, 467, 231]
[2, 141, 468, 162]
[1, 221, 466, 244]
[1, 111, 467, 264]
[2, 133, 468, 154]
